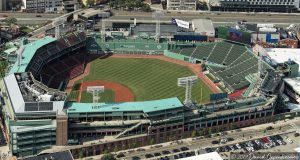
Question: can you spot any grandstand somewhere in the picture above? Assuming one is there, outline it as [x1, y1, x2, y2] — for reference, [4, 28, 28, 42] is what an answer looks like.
[40, 51, 86, 90]
[9, 32, 86, 89]
[166, 41, 273, 92]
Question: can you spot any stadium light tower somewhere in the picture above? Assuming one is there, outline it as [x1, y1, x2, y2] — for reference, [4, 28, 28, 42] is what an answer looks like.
[152, 11, 163, 43]
[17, 39, 25, 68]
[178, 76, 198, 107]
[52, 17, 66, 39]
[87, 86, 104, 103]
[101, 19, 106, 42]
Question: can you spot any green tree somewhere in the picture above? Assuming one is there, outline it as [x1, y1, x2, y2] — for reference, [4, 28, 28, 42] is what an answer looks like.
[4, 17, 17, 27]
[149, 138, 155, 145]
[79, 150, 84, 159]
[191, 130, 199, 138]
[101, 153, 116, 160]
[86, 0, 95, 7]
[198, 129, 205, 136]
[113, 147, 118, 152]
[141, 4, 151, 12]
[207, 127, 212, 135]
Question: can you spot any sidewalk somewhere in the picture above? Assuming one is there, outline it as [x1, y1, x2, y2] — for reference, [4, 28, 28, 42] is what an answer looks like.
[81, 117, 300, 160]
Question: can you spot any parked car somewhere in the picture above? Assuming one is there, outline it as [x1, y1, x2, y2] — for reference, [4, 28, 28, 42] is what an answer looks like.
[136, 148, 145, 152]
[132, 156, 141, 160]
[220, 138, 227, 144]
[236, 143, 242, 150]
[145, 154, 154, 158]
[286, 138, 293, 144]
[229, 145, 235, 151]
[180, 147, 189, 151]
[162, 150, 170, 155]
[173, 149, 180, 153]
[276, 140, 283, 145]
[154, 152, 161, 157]
[266, 126, 274, 130]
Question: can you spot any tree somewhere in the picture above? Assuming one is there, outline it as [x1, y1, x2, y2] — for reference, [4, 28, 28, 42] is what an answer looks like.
[141, 3, 151, 12]
[4, 17, 17, 27]
[198, 129, 205, 136]
[86, 0, 95, 7]
[191, 130, 199, 138]
[79, 150, 84, 159]
[207, 127, 212, 135]
[149, 138, 155, 145]
[101, 153, 116, 160]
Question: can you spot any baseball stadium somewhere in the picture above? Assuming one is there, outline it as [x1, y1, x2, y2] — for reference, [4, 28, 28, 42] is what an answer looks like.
[0, 19, 294, 158]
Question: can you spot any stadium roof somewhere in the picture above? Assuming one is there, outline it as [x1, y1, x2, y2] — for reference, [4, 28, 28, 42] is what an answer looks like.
[265, 48, 300, 73]
[3, 73, 24, 114]
[3, 73, 65, 114]
[9, 36, 56, 74]
[66, 97, 183, 113]
[180, 152, 223, 160]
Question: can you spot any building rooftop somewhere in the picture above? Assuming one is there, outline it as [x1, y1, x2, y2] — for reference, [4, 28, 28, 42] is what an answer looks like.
[3, 72, 66, 113]
[191, 19, 215, 36]
[3, 47, 18, 55]
[266, 48, 300, 73]
[66, 97, 183, 114]
[9, 36, 56, 74]
[77, 8, 109, 19]
[284, 77, 300, 95]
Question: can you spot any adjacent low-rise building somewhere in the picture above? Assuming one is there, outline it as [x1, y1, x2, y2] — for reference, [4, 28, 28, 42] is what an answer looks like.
[21, 0, 64, 13]
[167, 0, 196, 10]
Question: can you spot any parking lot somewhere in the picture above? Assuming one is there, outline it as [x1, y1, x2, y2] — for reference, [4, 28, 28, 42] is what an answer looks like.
[206, 132, 299, 159]
[113, 132, 299, 160]
[79, 118, 300, 160]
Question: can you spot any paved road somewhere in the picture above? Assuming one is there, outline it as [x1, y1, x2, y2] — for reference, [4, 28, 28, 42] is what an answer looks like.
[0, 12, 61, 18]
[82, 117, 300, 160]
[122, 124, 295, 160]
[107, 13, 300, 24]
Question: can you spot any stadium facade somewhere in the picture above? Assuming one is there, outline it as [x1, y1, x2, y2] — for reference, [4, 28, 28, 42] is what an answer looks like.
[0, 26, 298, 159]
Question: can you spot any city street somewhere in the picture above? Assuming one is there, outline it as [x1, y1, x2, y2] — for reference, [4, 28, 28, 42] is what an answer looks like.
[81, 117, 300, 160]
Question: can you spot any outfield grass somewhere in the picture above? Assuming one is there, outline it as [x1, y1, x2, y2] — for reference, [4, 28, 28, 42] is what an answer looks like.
[81, 90, 115, 103]
[76, 58, 213, 103]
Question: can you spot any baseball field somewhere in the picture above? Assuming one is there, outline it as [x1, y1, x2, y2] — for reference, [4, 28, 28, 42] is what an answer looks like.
[68, 55, 214, 103]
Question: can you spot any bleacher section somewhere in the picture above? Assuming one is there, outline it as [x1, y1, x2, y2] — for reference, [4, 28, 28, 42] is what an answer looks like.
[40, 52, 86, 90]
[207, 42, 232, 64]
[260, 70, 281, 94]
[25, 32, 86, 80]
[169, 41, 272, 92]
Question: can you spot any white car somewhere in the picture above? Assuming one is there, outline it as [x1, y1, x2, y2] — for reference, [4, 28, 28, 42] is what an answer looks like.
[286, 138, 293, 144]
[276, 140, 283, 145]
[246, 147, 254, 152]
[254, 140, 261, 146]
[220, 138, 227, 144]
[236, 143, 242, 150]
[246, 141, 253, 147]
[264, 144, 271, 149]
